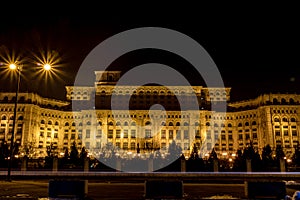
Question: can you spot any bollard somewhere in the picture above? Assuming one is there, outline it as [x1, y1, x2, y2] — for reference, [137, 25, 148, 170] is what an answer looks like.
[280, 158, 286, 172]
[116, 158, 121, 172]
[52, 157, 58, 172]
[246, 159, 252, 172]
[213, 159, 218, 172]
[83, 158, 89, 195]
[181, 158, 186, 172]
[21, 156, 27, 171]
[148, 158, 153, 172]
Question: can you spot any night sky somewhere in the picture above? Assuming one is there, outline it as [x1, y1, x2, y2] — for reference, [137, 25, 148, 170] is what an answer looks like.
[0, 5, 299, 102]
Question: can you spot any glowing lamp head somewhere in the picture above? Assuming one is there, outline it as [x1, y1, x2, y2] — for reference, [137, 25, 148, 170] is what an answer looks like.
[9, 63, 17, 70]
[43, 63, 51, 71]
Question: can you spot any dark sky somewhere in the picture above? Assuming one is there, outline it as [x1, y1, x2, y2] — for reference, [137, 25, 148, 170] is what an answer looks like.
[0, 5, 299, 102]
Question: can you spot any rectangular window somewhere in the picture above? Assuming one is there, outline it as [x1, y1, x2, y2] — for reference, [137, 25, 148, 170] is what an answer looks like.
[245, 134, 250, 139]
[184, 130, 189, 139]
[145, 129, 151, 138]
[228, 134, 233, 140]
[184, 143, 189, 150]
[40, 132, 44, 137]
[54, 133, 58, 138]
[176, 130, 181, 139]
[221, 134, 226, 140]
[292, 130, 297, 136]
[64, 134, 68, 139]
[195, 130, 200, 139]
[78, 133, 82, 139]
[169, 130, 173, 139]
[253, 133, 257, 139]
[85, 142, 90, 149]
[96, 142, 101, 148]
[131, 130, 136, 138]
[206, 131, 211, 139]
[239, 134, 243, 140]
[123, 130, 128, 138]
[275, 131, 281, 136]
[130, 142, 135, 150]
[108, 130, 113, 138]
[47, 132, 51, 138]
[284, 130, 289, 136]
[207, 143, 212, 151]
[86, 129, 90, 138]
[71, 134, 75, 139]
[96, 130, 102, 138]
[116, 130, 121, 138]
[161, 130, 166, 139]
[123, 142, 128, 150]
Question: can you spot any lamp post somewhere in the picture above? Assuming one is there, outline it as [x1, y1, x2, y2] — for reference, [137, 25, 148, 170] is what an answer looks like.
[6, 62, 52, 181]
[7, 63, 21, 181]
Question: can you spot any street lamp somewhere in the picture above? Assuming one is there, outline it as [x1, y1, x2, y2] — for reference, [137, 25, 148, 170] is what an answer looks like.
[7, 63, 21, 181]
[6, 62, 52, 181]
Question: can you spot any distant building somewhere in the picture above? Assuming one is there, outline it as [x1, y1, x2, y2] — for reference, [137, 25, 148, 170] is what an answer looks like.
[0, 71, 299, 159]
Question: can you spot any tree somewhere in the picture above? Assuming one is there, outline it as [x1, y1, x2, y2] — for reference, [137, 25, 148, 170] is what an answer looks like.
[292, 142, 300, 166]
[70, 141, 79, 164]
[261, 144, 275, 171]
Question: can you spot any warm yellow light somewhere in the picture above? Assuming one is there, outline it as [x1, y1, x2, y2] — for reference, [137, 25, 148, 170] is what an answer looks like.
[43, 63, 51, 71]
[229, 158, 233, 162]
[9, 63, 17, 70]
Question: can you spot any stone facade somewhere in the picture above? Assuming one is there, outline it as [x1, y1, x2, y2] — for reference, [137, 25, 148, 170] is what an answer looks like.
[0, 71, 299, 159]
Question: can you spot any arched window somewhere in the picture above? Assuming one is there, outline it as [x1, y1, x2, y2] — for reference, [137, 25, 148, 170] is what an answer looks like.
[290, 98, 295, 104]
[214, 123, 218, 127]
[206, 122, 210, 126]
[65, 122, 69, 126]
[252, 121, 257, 125]
[221, 123, 225, 127]
[41, 120, 45, 124]
[124, 121, 128, 126]
[195, 122, 199, 126]
[184, 122, 189, 126]
[273, 98, 278, 104]
[238, 123, 242, 127]
[48, 121, 52, 125]
[55, 121, 59, 126]
[281, 98, 287, 104]
[116, 121, 121, 126]
[227, 123, 232, 127]
[108, 121, 114, 126]
[145, 121, 151, 126]
[161, 122, 166, 126]
[1, 115, 6, 120]
[176, 122, 180, 126]
[245, 122, 249, 126]
[86, 121, 91, 125]
[131, 122, 136, 126]
[168, 122, 173, 126]
[72, 122, 76, 126]
[98, 121, 102, 126]
[282, 118, 288, 122]
[10, 116, 14, 120]
[274, 117, 280, 122]
[79, 122, 83, 126]
[291, 118, 296, 122]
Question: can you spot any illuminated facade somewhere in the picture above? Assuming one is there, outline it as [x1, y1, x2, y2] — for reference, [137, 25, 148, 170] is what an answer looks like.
[0, 71, 299, 158]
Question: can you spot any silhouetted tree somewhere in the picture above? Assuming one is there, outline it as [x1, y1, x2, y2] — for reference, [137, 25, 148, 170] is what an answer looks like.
[292, 142, 300, 166]
[70, 141, 79, 164]
[233, 149, 246, 171]
[262, 144, 275, 171]
[187, 144, 205, 171]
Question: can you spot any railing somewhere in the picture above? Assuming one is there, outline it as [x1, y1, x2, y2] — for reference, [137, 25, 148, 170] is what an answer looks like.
[1, 171, 300, 181]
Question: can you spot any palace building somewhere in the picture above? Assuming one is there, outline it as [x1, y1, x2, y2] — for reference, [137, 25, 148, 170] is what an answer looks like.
[0, 71, 299, 159]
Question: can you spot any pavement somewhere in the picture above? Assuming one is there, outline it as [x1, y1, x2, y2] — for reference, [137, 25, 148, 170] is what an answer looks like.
[0, 180, 298, 199]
